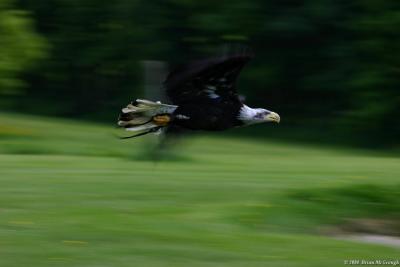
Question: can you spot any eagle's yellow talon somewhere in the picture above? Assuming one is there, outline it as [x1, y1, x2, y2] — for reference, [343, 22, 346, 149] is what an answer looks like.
[153, 115, 171, 126]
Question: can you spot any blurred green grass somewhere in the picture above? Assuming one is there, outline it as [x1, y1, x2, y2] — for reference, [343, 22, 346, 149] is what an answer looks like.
[0, 113, 399, 267]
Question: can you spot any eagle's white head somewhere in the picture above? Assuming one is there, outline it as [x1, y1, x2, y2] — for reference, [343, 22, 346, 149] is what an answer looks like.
[238, 105, 280, 125]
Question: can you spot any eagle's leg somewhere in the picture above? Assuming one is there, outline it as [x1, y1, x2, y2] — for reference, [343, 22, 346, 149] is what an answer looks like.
[153, 114, 171, 126]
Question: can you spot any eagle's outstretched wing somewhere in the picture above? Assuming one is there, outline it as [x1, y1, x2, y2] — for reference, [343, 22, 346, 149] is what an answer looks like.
[164, 53, 253, 105]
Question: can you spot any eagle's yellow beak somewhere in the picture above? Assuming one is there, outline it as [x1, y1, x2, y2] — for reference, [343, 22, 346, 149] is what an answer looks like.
[264, 112, 280, 123]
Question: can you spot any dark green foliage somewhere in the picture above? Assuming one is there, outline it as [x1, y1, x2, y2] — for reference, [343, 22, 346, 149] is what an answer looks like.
[3, 0, 400, 146]
[0, 0, 46, 94]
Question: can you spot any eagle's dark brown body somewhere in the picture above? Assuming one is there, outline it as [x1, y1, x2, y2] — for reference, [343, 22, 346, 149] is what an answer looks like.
[117, 52, 280, 138]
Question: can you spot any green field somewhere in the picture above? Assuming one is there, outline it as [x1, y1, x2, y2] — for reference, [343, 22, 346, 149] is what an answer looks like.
[0, 113, 399, 267]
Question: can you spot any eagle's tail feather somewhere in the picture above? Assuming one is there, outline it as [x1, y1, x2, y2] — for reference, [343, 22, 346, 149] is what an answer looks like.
[118, 99, 178, 137]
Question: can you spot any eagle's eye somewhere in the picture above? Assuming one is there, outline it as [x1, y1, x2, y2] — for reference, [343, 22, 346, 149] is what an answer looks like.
[255, 113, 265, 119]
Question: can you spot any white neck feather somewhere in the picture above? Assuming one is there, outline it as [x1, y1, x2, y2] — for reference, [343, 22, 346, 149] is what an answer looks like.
[237, 105, 259, 125]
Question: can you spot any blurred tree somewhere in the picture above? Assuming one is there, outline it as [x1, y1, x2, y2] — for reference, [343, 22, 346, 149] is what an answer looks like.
[9, 0, 400, 146]
[339, 1, 400, 146]
[0, 0, 46, 95]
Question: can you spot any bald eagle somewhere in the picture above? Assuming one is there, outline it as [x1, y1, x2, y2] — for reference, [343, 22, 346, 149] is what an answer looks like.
[118, 54, 280, 138]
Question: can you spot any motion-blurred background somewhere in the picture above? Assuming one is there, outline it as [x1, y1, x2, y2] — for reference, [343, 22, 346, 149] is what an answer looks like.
[1, 1, 400, 266]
